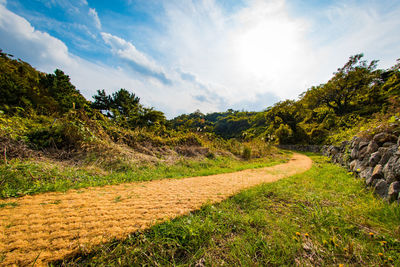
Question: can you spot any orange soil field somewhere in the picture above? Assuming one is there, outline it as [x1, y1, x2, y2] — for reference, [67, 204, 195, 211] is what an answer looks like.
[0, 153, 312, 266]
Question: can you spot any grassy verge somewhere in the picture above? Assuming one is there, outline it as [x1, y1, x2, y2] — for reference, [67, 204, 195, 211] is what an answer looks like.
[0, 152, 290, 199]
[56, 155, 400, 266]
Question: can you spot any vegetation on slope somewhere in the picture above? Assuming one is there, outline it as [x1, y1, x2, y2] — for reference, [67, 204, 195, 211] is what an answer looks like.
[1, 49, 399, 200]
[171, 55, 400, 145]
[55, 155, 400, 266]
[0, 150, 289, 198]
[0, 49, 284, 198]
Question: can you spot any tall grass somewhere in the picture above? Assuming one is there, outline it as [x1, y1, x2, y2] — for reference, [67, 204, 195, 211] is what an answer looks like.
[0, 153, 289, 198]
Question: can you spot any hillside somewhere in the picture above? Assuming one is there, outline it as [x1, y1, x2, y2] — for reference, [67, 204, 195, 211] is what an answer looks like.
[1, 51, 400, 199]
[171, 55, 400, 145]
[0, 50, 284, 198]
[0, 50, 399, 265]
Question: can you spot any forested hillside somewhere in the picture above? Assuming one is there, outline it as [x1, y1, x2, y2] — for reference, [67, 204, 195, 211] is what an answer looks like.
[1, 50, 399, 150]
[1, 51, 399, 266]
[0, 49, 283, 198]
[171, 54, 400, 145]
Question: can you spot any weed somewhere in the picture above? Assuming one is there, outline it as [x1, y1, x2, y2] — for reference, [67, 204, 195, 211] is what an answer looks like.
[39, 200, 61, 205]
[242, 146, 251, 160]
[113, 196, 122, 203]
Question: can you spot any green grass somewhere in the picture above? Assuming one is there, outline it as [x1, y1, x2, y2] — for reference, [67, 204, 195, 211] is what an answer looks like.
[55, 155, 400, 266]
[0, 152, 290, 199]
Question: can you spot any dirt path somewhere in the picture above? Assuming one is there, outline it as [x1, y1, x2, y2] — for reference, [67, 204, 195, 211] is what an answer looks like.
[0, 153, 312, 266]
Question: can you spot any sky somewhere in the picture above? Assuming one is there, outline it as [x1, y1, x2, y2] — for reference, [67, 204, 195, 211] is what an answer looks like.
[0, 0, 399, 118]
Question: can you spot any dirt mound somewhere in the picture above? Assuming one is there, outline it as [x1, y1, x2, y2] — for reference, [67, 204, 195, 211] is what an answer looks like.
[0, 153, 312, 266]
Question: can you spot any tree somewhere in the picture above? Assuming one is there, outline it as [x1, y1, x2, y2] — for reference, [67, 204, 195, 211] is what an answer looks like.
[92, 89, 112, 117]
[39, 69, 88, 113]
[314, 54, 378, 115]
[91, 88, 166, 128]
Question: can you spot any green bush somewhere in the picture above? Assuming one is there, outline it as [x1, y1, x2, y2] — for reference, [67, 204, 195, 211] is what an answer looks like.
[242, 146, 251, 160]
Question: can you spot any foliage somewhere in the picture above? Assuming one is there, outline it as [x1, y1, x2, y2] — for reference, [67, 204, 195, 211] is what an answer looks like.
[2, 49, 399, 148]
[242, 145, 251, 160]
[57, 155, 400, 266]
[0, 50, 88, 115]
[92, 89, 166, 128]
[0, 153, 288, 198]
[171, 54, 400, 145]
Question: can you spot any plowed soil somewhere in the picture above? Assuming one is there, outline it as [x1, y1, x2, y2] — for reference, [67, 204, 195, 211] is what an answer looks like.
[0, 153, 312, 266]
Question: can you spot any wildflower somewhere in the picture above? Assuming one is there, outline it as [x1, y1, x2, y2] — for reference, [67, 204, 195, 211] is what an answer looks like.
[380, 241, 387, 246]
[368, 232, 374, 238]
[296, 232, 301, 236]
[388, 257, 394, 262]
[304, 233, 309, 238]
[339, 264, 344, 267]
[378, 252, 384, 257]
[356, 168, 361, 172]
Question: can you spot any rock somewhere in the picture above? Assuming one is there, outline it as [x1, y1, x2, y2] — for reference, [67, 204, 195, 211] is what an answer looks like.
[340, 141, 349, 151]
[321, 145, 328, 155]
[329, 145, 340, 155]
[379, 145, 397, 166]
[382, 155, 400, 184]
[367, 141, 379, 154]
[388, 181, 400, 202]
[354, 159, 368, 173]
[366, 176, 379, 187]
[350, 148, 358, 160]
[349, 160, 357, 171]
[358, 145, 369, 160]
[374, 179, 389, 198]
[360, 167, 373, 180]
[354, 160, 363, 173]
[368, 151, 381, 167]
[358, 141, 369, 150]
[373, 132, 397, 145]
[382, 142, 396, 148]
[332, 153, 341, 164]
[350, 136, 360, 149]
[371, 164, 383, 180]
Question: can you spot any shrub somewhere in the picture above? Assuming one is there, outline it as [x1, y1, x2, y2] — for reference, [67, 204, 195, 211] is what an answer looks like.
[242, 146, 251, 160]
[205, 151, 216, 159]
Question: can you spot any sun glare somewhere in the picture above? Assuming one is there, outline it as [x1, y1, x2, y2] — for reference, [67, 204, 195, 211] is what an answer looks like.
[233, 12, 304, 80]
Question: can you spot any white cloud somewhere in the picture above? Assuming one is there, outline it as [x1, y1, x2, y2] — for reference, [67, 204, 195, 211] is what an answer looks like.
[0, 0, 6, 6]
[152, 0, 400, 107]
[1, 0, 400, 117]
[156, 0, 310, 104]
[0, 5, 72, 70]
[88, 8, 101, 29]
[0, 5, 214, 117]
[101, 32, 171, 85]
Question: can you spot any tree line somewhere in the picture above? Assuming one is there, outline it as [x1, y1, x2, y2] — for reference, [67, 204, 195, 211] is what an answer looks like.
[170, 54, 400, 144]
[1, 49, 399, 145]
[0, 50, 166, 129]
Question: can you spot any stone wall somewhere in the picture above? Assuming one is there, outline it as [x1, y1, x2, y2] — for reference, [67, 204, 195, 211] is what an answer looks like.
[277, 145, 321, 153]
[322, 132, 400, 202]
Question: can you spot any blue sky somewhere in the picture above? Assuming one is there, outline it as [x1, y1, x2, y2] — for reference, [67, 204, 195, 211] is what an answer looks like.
[0, 0, 399, 118]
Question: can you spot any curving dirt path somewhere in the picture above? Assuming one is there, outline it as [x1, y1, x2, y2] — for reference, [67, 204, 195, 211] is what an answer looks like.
[0, 153, 312, 266]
